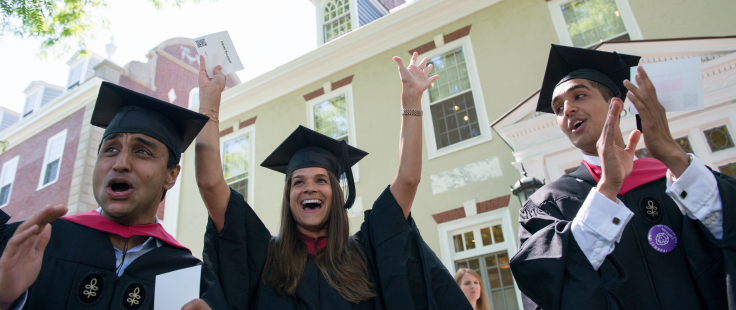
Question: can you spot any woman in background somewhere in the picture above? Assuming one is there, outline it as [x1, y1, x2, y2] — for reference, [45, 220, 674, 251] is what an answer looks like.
[455, 268, 491, 310]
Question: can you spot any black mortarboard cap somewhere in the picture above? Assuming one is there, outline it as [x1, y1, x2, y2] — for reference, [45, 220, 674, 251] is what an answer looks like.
[261, 125, 368, 209]
[537, 44, 641, 114]
[91, 81, 209, 163]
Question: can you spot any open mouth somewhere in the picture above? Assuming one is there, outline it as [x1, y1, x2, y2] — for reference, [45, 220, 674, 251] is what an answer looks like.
[571, 119, 586, 132]
[301, 199, 323, 213]
[107, 178, 133, 199]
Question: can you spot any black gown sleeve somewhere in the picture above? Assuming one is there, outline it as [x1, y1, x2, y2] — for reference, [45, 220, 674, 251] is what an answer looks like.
[509, 196, 630, 310]
[359, 185, 472, 310]
[202, 188, 271, 310]
[710, 172, 736, 309]
[0, 209, 10, 253]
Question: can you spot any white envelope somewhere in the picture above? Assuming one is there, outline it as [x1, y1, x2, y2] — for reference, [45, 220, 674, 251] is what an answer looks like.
[154, 265, 202, 310]
[193, 31, 244, 78]
[629, 57, 703, 114]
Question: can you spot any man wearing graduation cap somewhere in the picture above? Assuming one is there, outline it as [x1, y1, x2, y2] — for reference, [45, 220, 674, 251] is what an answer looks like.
[0, 82, 225, 309]
[509, 44, 736, 309]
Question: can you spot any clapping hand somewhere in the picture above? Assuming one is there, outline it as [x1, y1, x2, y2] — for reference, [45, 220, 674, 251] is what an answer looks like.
[0, 205, 67, 309]
[596, 98, 641, 201]
[624, 66, 690, 177]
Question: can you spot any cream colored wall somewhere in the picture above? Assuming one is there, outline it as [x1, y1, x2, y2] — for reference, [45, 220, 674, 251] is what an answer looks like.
[629, 0, 736, 39]
[175, 0, 734, 258]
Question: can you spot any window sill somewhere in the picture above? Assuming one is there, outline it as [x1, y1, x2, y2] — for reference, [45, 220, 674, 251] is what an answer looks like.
[36, 179, 59, 191]
[427, 134, 492, 160]
[0, 203, 8, 209]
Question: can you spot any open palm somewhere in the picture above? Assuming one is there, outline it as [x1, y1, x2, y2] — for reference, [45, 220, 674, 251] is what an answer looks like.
[596, 98, 641, 199]
[0, 205, 67, 307]
[394, 52, 439, 101]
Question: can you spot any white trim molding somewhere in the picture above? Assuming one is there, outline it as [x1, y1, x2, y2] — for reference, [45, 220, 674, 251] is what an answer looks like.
[418, 36, 493, 160]
[37, 129, 68, 190]
[0, 156, 20, 208]
[547, 0, 643, 48]
[220, 124, 256, 207]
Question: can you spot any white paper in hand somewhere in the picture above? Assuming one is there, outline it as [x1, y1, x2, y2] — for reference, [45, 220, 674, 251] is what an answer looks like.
[629, 57, 703, 115]
[193, 31, 244, 78]
[154, 265, 202, 310]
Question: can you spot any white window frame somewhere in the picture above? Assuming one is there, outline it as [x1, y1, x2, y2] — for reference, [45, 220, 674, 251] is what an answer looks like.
[22, 90, 41, 118]
[0, 156, 20, 208]
[67, 62, 85, 90]
[188, 87, 200, 109]
[419, 36, 493, 160]
[37, 129, 68, 190]
[220, 125, 256, 206]
[437, 206, 522, 308]
[316, 0, 359, 46]
[547, 0, 643, 48]
[305, 84, 360, 182]
[162, 156, 183, 238]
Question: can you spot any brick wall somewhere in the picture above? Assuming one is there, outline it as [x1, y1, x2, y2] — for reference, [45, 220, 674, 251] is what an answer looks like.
[1, 108, 85, 221]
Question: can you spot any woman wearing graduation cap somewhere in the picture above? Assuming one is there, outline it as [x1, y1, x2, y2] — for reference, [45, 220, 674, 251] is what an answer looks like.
[192, 54, 473, 310]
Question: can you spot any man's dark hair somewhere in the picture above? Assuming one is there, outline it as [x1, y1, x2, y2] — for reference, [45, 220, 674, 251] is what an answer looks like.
[588, 80, 616, 103]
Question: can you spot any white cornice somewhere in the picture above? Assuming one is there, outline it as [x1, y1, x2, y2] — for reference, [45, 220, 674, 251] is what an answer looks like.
[0, 78, 102, 147]
[219, 0, 504, 121]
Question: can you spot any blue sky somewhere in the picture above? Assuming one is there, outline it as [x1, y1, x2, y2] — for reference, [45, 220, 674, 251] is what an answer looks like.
[1, 0, 317, 113]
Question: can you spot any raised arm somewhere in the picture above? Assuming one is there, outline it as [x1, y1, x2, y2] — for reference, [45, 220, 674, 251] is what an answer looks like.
[195, 56, 230, 232]
[390, 52, 439, 219]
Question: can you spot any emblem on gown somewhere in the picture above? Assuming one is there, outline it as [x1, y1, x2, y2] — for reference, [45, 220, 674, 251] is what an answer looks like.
[77, 272, 104, 305]
[122, 282, 146, 310]
[647, 224, 677, 253]
[639, 195, 662, 223]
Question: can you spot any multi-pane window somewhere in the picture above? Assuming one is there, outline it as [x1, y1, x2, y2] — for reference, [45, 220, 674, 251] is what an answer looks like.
[323, 0, 352, 43]
[23, 92, 38, 118]
[40, 131, 67, 187]
[222, 133, 251, 201]
[704, 125, 734, 152]
[427, 48, 481, 149]
[455, 252, 519, 310]
[0, 157, 19, 207]
[560, 0, 629, 47]
[312, 94, 351, 195]
[313, 95, 349, 143]
[453, 224, 505, 253]
[67, 65, 83, 89]
[719, 162, 736, 178]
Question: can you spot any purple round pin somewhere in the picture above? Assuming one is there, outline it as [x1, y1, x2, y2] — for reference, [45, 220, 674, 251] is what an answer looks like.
[647, 224, 677, 253]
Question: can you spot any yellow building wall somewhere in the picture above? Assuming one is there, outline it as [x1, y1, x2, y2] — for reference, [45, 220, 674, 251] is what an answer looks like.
[629, 0, 736, 39]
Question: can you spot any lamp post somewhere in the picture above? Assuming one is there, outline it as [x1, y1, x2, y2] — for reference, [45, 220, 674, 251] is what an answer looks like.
[511, 165, 545, 206]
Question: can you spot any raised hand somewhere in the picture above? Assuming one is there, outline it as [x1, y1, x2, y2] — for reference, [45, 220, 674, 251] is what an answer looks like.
[624, 66, 689, 177]
[198, 55, 227, 112]
[393, 52, 440, 107]
[0, 205, 67, 309]
[596, 98, 641, 201]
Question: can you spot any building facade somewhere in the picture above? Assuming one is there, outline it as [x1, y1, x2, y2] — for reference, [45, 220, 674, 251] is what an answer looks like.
[0, 38, 239, 226]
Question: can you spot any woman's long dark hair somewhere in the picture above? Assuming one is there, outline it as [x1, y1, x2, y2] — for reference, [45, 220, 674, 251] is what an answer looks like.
[263, 171, 375, 303]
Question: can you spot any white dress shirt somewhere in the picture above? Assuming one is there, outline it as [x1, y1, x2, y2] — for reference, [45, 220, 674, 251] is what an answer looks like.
[570, 154, 724, 270]
[10, 209, 161, 310]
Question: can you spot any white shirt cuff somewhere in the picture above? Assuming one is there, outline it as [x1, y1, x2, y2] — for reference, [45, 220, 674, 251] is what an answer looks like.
[9, 290, 27, 310]
[571, 188, 634, 270]
[666, 154, 723, 239]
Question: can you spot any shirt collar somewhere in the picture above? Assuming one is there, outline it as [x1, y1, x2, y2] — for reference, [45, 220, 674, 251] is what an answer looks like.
[582, 154, 638, 166]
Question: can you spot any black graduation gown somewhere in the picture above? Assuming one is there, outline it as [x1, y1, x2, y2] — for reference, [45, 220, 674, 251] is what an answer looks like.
[509, 163, 736, 310]
[204, 186, 472, 310]
[0, 211, 227, 310]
